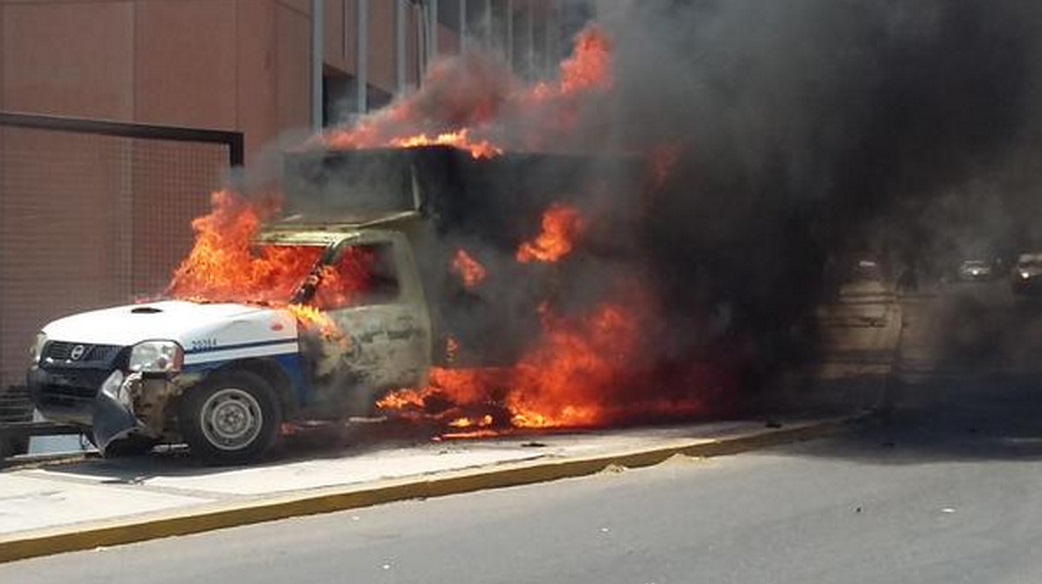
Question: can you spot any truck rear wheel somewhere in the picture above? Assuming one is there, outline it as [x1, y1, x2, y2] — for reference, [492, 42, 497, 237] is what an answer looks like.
[178, 370, 281, 465]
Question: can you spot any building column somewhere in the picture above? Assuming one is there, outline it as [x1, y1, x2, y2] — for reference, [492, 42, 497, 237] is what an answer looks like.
[506, 0, 513, 69]
[460, 0, 468, 52]
[526, 0, 534, 78]
[357, 0, 369, 113]
[311, 0, 325, 129]
[485, 0, 492, 50]
[396, 0, 408, 93]
[428, 0, 439, 58]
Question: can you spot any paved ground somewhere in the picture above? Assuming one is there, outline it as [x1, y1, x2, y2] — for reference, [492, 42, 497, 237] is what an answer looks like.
[3, 376, 1037, 584]
[0, 277, 963, 563]
[0, 415, 849, 562]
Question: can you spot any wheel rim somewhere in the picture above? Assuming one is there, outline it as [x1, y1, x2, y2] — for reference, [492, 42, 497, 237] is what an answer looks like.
[199, 388, 263, 451]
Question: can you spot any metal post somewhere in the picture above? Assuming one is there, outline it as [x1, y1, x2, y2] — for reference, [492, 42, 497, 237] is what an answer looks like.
[343, 0, 351, 66]
[460, 0, 467, 52]
[415, 2, 427, 83]
[311, 0, 325, 130]
[357, 0, 369, 113]
[526, 0, 533, 79]
[396, 0, 407, 93]
[485, 0, 492, 50]
[544, 2, 554, 77]
[429, 0, 439, 59]
[506, 0, 513, 70]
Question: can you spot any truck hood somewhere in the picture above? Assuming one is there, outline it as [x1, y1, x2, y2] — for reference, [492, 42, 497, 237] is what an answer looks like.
[41, 300, 299, 349]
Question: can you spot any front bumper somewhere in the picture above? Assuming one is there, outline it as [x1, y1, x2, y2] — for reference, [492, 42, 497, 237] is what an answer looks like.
[1012, 276, 1042, 295]
[29, 366, 179, 453]
[28, 365, 107, 427]
[959, 271, 992, 281]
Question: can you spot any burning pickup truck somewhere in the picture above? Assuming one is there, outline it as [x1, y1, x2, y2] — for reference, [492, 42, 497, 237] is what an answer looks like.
[27, 146, 639, 464]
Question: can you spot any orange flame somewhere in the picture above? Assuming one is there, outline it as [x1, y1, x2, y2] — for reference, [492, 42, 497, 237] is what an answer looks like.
[376, 386, 435, 410]
[529, 26, 613, 102]
[506, 303, 638, 428]
[451, 248, 487, 288]
[378, 296, 713, 433]
[166, 25, 729, 442]
[380, 293, 730, 437]
[438, 428, 502, 440]
[445, 336, 460, 363]
[516, 203, 584, 263]
[448, 415, 494, 429]
[167, 191, 320, 304]
[311, 247, 376, 309]
[377, 201, 722, 436]
[390, 130, 502, 159]
[168, 191, 367, 345]
[286, 304, 340, 339]
[650, 143, 683, 190]
[320, 26, 613, 155]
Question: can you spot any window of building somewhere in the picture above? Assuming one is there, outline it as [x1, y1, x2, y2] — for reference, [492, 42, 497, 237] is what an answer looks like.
[323, 68, 394, 125]
[323, 69, 354, 127]
[466, 0, 490, 42]
[438, 0, 463, 32]
[367, 85, 393, 112]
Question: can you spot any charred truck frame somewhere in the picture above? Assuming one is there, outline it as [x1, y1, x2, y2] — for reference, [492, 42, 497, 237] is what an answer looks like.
[27, 146, 640, 464]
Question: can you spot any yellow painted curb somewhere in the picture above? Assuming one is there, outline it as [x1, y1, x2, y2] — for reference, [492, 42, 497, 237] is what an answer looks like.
[0, 418, 854, 564]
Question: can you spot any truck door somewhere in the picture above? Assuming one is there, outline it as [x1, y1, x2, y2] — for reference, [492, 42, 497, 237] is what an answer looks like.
[313, 231, 432, 398]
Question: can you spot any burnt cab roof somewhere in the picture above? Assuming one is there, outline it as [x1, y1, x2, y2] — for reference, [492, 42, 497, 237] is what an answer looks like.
[257, 210, 422, 246]
[281, 146, 642, 250]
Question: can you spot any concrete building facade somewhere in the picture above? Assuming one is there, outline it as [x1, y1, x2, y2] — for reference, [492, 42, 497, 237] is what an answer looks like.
[0, 0, 586, 390]
[1, 0, 573, 160]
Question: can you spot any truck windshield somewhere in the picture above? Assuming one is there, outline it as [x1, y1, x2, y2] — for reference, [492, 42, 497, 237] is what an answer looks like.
[167, 243, 329, 305]
[295, 243, 400, 308]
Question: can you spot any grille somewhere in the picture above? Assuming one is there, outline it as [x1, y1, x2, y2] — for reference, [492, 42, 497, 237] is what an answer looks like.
[35, 368, 112, 407]
[43, 342, 122, 363]
[39, 384, 98, 400]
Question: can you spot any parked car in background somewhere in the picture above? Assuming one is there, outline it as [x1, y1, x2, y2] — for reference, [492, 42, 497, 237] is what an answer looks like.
[852, 258, 884, 282]
[1011, 253, 1042, 297]
[957, 259, 995, 282]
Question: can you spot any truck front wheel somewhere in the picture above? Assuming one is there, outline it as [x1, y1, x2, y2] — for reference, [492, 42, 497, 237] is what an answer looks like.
[178, 370, 281, 465]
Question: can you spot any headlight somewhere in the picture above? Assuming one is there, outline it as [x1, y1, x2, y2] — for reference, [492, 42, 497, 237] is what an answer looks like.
[129, 340, 184, 374]
[1020, 271, 1031, 280]
[29, 332, 47, 364]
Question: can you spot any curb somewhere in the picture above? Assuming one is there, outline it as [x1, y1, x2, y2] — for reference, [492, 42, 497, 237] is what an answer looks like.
[0, 417, 857, 564]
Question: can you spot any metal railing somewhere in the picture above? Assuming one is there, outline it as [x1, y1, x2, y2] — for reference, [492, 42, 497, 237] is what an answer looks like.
[1, 112, 243, 459]
[0, 112, 243, 166]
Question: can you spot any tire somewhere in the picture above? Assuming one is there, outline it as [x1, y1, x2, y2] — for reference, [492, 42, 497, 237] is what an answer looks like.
[178, 370, 282, 465]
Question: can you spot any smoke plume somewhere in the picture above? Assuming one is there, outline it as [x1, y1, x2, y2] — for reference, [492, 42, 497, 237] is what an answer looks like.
[205, 0, 1042, 428]
[584, 1, 1042, 370]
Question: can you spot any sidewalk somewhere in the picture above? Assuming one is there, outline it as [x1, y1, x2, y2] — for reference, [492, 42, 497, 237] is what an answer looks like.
[0, 416, 856, 563]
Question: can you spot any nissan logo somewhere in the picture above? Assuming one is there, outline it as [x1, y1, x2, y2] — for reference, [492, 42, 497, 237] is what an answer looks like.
[69, 345, 87, 361]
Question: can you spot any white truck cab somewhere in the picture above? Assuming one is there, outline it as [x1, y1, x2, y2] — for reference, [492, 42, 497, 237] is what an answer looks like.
[28, 225, 432, 464]
[27, 145, 636, 464]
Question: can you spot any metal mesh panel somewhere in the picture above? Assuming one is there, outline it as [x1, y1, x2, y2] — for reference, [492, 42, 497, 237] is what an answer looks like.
[131, 140, 228, 295]
[0, 117, 238, 391]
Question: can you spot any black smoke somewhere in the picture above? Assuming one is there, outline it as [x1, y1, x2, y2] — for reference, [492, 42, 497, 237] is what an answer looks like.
[283, 1, 1042, 418]
[581, 0, 1042, 377]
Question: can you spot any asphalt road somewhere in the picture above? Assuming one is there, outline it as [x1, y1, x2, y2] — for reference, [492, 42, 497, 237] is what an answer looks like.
[4, 373, 1042, 584]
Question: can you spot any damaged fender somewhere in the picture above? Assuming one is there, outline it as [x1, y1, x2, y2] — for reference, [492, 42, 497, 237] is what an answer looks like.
[90, 370, 141, 452]
[90, 370, 183, 453]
